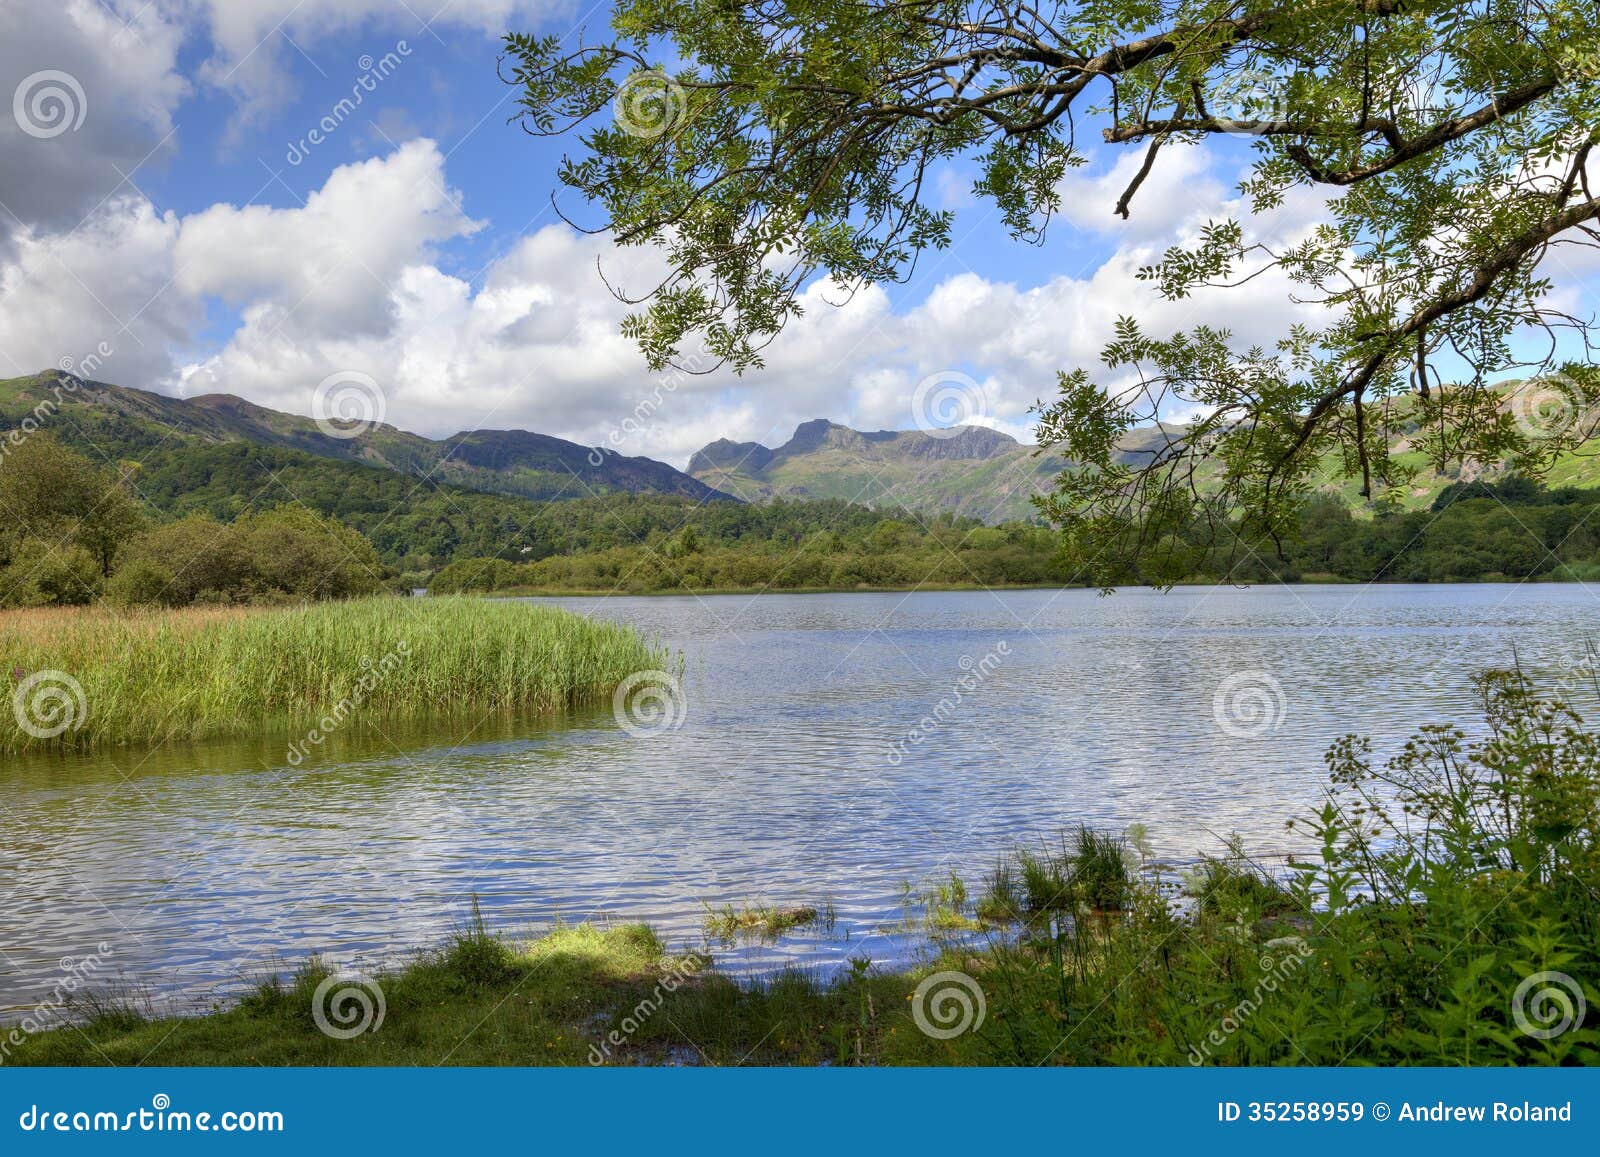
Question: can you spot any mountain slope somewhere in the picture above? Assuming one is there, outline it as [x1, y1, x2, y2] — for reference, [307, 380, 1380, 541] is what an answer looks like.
[689, 419, 1070, 521]
[689, 419, 1191, 522]
[692, 387, 1600, 524]
[0, 370, 731, 504]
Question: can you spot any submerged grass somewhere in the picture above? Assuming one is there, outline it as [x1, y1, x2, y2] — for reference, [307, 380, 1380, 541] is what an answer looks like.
[0, 596, 667, 754]
[701, 903, 823, 943]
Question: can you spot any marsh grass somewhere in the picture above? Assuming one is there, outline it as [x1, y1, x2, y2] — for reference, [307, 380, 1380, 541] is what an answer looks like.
[0, 596, 667, 753]
[1007, 825, 1137, 919]
[701, 902, 821, 943]
[1184, 836, 1298, 917]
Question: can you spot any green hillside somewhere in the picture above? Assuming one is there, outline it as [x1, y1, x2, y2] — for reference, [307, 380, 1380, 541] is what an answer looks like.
[0, 370, 729, 505]
[692, 385, 1600, 523]
[690, 419, 1071, 521]
[1291, 381, 1600, 512]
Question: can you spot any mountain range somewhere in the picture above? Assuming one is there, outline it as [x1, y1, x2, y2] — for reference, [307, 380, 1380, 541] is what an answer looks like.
[7, 370, 1598, 530]
[689, 419, 1063, 521]
[0, 370, 727, 505]
[688, 419, 1202, 522]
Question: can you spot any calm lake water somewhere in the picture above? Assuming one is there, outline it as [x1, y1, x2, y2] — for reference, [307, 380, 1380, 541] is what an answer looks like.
[4, 583, 1599, 1018]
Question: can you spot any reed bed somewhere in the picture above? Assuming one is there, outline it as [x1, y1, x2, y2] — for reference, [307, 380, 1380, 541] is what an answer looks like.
[0, 596, 667, 754]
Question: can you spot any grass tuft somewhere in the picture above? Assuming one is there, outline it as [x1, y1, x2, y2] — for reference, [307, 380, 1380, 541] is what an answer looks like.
[702, 903, 820, 943]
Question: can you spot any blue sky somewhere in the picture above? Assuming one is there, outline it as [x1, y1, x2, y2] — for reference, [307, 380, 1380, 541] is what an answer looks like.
[140, 8, 1127, 331]
[1, 2, 1588, 468]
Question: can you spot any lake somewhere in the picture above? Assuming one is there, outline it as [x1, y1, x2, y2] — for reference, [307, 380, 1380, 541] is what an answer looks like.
[3, 583, 1598, 1019]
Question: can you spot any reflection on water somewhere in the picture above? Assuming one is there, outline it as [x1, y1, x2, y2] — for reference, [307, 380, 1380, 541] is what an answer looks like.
[3, 583, 1598, 1017]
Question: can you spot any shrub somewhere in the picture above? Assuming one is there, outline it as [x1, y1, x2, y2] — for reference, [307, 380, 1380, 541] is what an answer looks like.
[104, 557, 179, 608]
[112, 506, 384, 607]
[0, 541, 102, 607]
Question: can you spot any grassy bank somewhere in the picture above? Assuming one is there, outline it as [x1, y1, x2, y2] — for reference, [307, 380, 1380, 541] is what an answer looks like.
[15, 668, 1600, 1066]
[0, 596, 667, 754]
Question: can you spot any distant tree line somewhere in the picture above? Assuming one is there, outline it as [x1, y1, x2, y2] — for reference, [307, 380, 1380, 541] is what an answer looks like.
[443, 478, 1600, 594]
[430, 516, 1064, 594]
[1093, 478, 1600, 587]
[6, 430, 1600, 607]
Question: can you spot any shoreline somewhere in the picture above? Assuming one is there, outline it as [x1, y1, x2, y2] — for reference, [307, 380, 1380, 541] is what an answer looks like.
[469, 574, 1591, 598]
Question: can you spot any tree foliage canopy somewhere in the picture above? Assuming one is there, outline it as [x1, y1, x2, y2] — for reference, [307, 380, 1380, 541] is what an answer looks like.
[505, 0, 1600, 584]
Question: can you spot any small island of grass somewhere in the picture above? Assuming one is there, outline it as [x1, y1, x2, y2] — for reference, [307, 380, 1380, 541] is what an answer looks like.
[1, 596, 668, 755]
